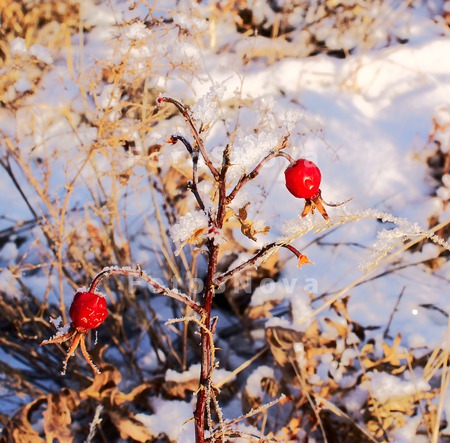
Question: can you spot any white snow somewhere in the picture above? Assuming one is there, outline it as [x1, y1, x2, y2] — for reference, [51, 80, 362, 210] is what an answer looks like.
[245, 365, 275, 399]
[0, 242, 18, 263]
[191, 83, 226, 124]
[10, 38, 27, 55]
[136, 398, 193, 441]
[29, 44, 53, 64]
[170, 210, 209, 245]
[365, 371, 430, 403]
[249, 281, 288, 307]
[165, 363, 236, 386]
[14, 78, 32, 93]
[229, 130, 280, 176]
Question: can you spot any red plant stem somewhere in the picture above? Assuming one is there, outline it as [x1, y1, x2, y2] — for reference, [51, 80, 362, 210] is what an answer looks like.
[195, 241, 219, 443]
[276, 151, 296, 165]
[194, 143, 230, 442]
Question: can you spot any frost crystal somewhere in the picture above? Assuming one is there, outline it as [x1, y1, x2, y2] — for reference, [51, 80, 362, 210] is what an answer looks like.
[170, 210, 209, 244]
[48, 317, 71, 338]
[359, 209, 450, 272]
[191, 83, 226, 124]
[281, 213, 317, 238]
[230, 130, 279, 175]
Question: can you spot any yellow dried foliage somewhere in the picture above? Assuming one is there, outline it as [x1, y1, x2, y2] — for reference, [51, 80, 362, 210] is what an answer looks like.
[361, 333, 412, 374]
[1, 365, 159, 442]
[42, 392, 73, 443]
[236, 204, 270, 242]
[0, 0, 79, 48]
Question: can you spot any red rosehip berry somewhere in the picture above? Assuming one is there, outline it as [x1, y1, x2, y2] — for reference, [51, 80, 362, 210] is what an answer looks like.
[284, 159, 322, 199]
[282, 156, 351, 219]
[69, 291, 108, 333]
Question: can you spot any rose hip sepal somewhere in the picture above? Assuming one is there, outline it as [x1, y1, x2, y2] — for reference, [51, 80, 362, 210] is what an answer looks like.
[40, 290, 108, 375]
[284, 158, 346, 220]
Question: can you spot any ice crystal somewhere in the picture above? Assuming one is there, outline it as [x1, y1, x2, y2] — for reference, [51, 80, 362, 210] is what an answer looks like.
[47, 317, 71, 340]
[170, 210, 209, 244]
[191, 83, 226, 124]
[281, 208, 450, 273]
[230, 130, 279, 175]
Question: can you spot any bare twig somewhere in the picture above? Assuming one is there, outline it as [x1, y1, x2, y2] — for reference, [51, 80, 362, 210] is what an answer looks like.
[169, 134, 206, 212]
[383, 286, 405, 339]
[276, 151, 296, 165]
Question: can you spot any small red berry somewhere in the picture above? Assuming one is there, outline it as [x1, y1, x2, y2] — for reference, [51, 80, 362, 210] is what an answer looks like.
[69, 291, 108, 333]
[284, 159, 322, 199]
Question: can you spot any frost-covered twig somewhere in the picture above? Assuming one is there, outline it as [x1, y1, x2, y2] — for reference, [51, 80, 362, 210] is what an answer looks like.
[219, 394, 286, 429]
[88, 265, 204, 315]
[225, 135, 289, 204]
[84, 405, 104, 443]
[157, 96, 219, 179]
[215, 242, 308, 286]
[308, 217, 450, 321]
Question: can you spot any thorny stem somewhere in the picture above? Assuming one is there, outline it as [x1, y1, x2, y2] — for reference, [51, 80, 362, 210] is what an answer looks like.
[195, 140, 231, 442]
[196, 240, 219, 442]
[157, 99, 294, 442]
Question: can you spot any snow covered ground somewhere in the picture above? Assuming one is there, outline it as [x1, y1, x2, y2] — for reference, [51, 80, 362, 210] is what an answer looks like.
[1, 1, 450, 442]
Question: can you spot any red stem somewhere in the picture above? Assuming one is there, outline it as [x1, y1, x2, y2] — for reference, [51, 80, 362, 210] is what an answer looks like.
[194, 139, 231, 441]
[195, 241, 219, 443]
[156, 99, 296, 441]
[276, 151, 296, 165]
